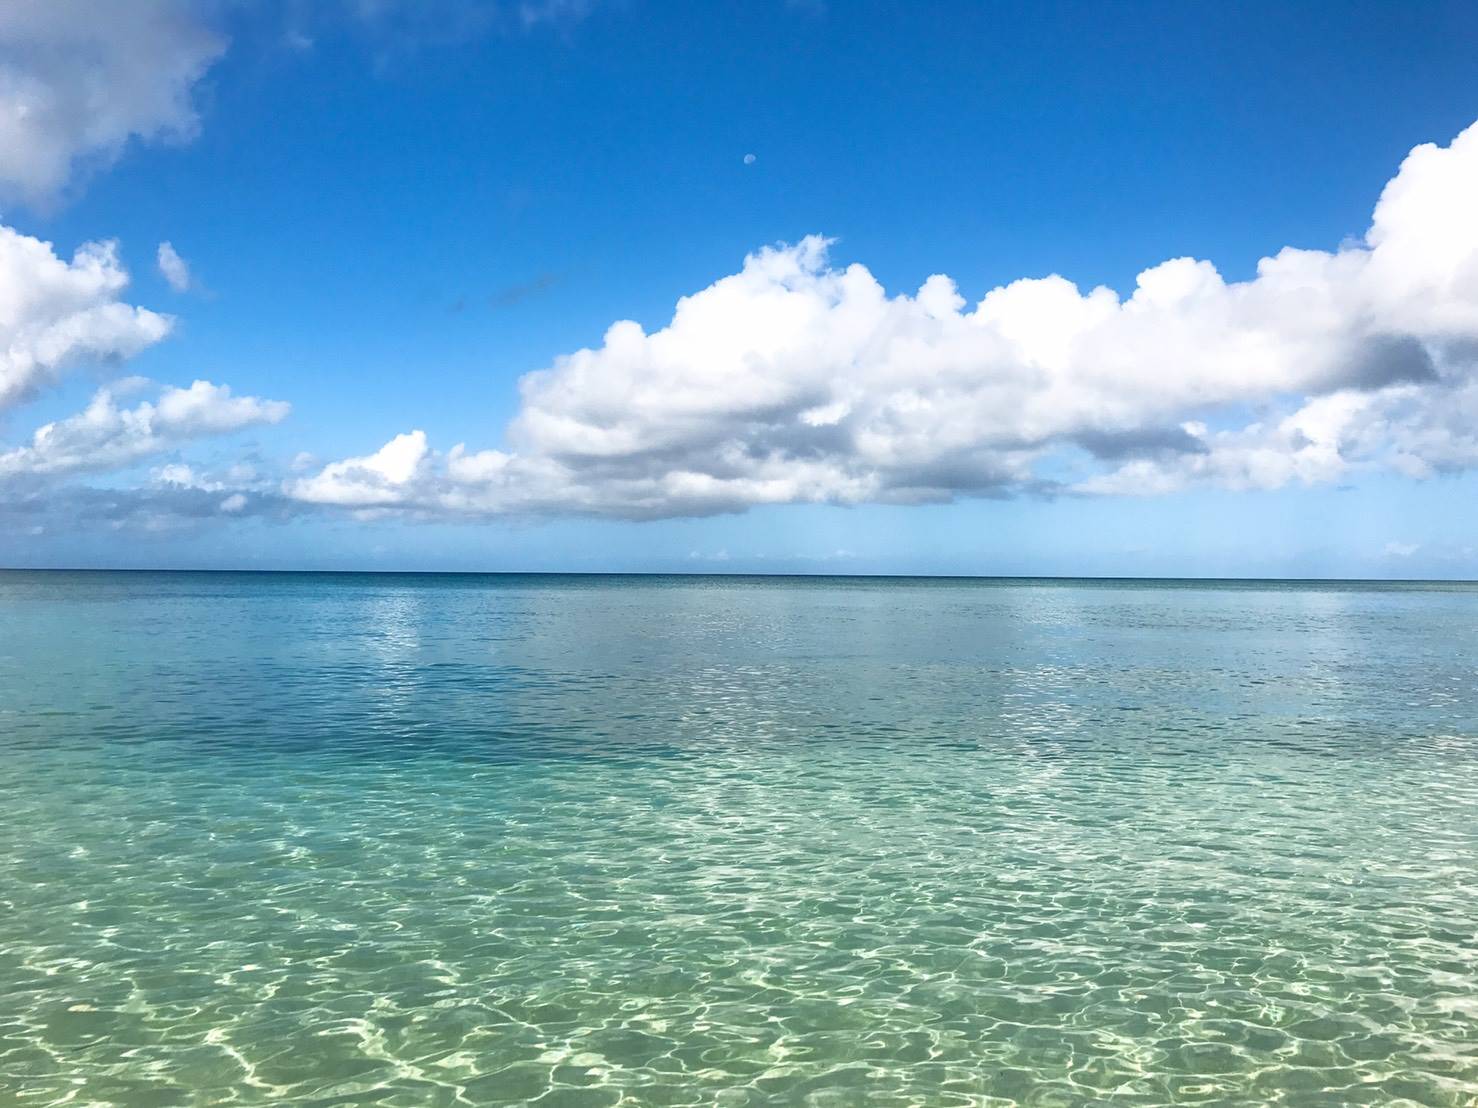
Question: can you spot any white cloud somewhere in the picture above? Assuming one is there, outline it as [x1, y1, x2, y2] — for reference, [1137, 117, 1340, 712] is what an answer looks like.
[0, 380, 289, 481]
[156, 241, 191, 291]
[289, 430, 431, 507]
[154, 462, 220, 490]
[1078, 377, 1478, 496]
[1384, 541, 1419, 558]
[0, 0, 226, 207]
[291, 119, 1478, 520]
[0, 225, 172, 411]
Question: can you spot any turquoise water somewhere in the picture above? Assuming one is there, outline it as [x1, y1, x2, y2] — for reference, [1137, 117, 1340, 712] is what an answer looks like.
[1, 572, 1476, 1107]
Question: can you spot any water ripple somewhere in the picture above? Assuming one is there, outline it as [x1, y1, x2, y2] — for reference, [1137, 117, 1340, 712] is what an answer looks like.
[1, 572, 1476, 1105]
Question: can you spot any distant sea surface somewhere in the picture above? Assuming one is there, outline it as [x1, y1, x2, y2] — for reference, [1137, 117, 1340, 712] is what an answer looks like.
[2, 571, 1475, 1106]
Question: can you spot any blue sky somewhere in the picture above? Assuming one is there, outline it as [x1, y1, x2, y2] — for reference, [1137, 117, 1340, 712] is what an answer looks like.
[2, 0, 1478, 575]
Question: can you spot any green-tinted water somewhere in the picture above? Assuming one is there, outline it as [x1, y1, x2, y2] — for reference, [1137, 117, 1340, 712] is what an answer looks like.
[1, 572, 1475, 1105]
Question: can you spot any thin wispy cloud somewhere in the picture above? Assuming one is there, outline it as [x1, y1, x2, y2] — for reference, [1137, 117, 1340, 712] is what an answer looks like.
[490, 272, 560, 308]
[339, 0, 599, 56]
[156, 241, 192, 292]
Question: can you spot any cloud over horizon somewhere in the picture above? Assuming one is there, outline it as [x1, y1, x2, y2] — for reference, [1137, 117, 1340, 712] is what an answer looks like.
[0, 379, 289, 482]
[0, 379, 292, 537]
[290, 120, 1478, 521]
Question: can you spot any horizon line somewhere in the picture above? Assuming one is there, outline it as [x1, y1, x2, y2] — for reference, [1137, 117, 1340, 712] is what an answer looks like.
[2, 567, 1475, 586]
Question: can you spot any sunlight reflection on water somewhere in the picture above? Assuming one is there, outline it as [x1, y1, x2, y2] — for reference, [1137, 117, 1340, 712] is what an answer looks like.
[1, 572, 1475, 1105]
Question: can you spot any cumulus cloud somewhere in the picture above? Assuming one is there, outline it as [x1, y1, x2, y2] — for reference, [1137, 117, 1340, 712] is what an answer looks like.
[0, 0, 226, 207]
[156, 241, 191, 291]
[1076, 379, 1478, 496]
[290, 430, 431, 507]
[0, 380, 289, 482]
[290, 120, 1478, 520]
[154, 462, 222, 490]
[0, 225, 172, 412]
[0, 375, 292, 535]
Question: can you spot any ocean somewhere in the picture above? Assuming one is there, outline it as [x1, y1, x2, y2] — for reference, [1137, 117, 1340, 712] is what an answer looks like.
[1, 571, 1475, 1105]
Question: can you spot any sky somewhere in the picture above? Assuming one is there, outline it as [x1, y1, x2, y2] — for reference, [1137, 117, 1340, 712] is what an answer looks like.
[2, 0, 1478, 576]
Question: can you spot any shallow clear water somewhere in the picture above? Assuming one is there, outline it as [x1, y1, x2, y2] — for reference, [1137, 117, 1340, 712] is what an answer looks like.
[1, 572, 1476, 1106]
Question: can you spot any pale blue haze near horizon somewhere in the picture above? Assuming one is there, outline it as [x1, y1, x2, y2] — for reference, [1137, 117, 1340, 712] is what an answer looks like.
[3, 1, 1478, 574]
